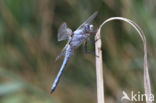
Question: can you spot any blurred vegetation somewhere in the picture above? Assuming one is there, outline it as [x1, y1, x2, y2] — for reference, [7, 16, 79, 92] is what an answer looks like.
[0, 0, 155, 103]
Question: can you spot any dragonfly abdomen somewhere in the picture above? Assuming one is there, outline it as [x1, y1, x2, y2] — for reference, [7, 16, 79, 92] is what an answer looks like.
[51, 45, 73, 93]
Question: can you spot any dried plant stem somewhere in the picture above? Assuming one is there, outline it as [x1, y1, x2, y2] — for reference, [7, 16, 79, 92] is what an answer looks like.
[95, 30, 104, 103]
[95, 17, 152, 103]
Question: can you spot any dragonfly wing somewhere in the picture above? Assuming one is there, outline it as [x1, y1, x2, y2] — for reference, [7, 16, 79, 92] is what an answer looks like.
[55, 46, 66, 61]
[76, 11, 98, 30]
[55, 42, 69, 61]
[58, 22, 72, 41]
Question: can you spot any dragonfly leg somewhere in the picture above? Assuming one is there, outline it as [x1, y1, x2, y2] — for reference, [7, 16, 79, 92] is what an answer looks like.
[89, 37, 95, 45]
[88, 36, 100, 45]
[95, 38, 100, 42]
[83, 41, 99, 57]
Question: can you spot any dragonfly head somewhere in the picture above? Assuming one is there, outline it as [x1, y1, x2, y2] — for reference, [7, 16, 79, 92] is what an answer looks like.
[84, 24, 94, 33]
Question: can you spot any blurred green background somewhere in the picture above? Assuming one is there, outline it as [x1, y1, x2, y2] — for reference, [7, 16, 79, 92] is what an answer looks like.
[0, 0, 155, 103]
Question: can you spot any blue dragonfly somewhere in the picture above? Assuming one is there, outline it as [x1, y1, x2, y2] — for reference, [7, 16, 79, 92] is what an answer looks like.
[51, 12, 98, 93]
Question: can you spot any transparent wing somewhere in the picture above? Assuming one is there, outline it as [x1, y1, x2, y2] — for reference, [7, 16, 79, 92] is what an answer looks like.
[55, 45, 67, 61]
[76, 11, 98, 30]
[58, 22, 72, 41]
[55, 39, 71, 61]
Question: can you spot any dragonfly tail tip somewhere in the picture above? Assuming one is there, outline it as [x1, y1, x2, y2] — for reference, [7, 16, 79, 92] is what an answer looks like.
[50, 90, 54, 94]
[50, 87, 55, 94]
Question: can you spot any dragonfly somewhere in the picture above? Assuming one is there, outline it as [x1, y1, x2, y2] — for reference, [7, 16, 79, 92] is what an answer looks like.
[51, 11, 98, 93]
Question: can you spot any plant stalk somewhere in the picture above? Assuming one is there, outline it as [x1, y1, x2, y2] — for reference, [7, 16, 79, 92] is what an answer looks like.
[95, 29, 104, 103]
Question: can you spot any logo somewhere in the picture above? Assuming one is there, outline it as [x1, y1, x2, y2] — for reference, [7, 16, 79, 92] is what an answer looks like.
[121, 91, 154, 102]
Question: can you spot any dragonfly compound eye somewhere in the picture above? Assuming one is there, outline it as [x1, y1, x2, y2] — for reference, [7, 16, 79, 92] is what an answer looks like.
[84, 24, 90, 33]
[89, 25, 93, 31]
